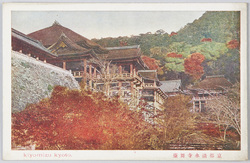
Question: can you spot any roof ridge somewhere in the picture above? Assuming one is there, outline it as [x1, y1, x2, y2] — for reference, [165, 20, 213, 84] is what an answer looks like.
[12, 28, 40, 44]
[206, 75, 225, 78]
[160, 80, 181, 83]
[138, 70, 157, 72]
[12, 28, 56, 57]
[52, 20, 61, 26]
[106, 45, 140, 50]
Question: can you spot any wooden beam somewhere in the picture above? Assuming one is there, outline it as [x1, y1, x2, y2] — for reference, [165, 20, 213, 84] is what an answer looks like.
[89, 64, 92, 79]
[62, 61, 66, 69]
[119, 82, 122, 96]
[130, 64, 133, 76]
[89, 64, 92, 88]
[130, 82, 134, 95]
[94, 67, 97, 78]
[119, 65, 122, 74]
[83, 59, 87, 83]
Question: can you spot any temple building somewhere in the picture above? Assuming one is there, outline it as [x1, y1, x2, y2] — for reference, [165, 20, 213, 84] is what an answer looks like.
[11, 28, 56, 62]
[159, 80, 182, 96]
[187, 75, 233, 112]
[12, 21, 167, 117]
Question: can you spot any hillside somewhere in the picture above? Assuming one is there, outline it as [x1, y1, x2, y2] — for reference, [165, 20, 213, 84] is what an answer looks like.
[93, 11, 240, 54]
[92, 11, 240, 84]
[11, 51, 79, 112]
[172, 11, 240, 45]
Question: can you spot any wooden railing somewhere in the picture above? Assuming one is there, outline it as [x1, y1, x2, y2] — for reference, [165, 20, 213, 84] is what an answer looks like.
[192, 96, 213, 101]
[143, 83, 157, 88]
[72, 71, 142, 82]
[72, 71, 84, 78]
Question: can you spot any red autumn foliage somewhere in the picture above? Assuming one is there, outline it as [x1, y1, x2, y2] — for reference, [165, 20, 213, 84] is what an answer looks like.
[196, 123, 221, 138]
[141, 56, 159, 70]
[226, 40, 239, 49]
[167, 52, 183, 58]
[201, 38, 212, 42]
[196, 123, 240, 141]
[12, 86, 150, 150]
[169, 32, 178, 37]
[119, 40, 128, 46]
[184, 53, 205, 79]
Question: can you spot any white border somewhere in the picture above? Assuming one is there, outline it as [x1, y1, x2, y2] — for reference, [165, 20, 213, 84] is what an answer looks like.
[2, 3, 248, 160]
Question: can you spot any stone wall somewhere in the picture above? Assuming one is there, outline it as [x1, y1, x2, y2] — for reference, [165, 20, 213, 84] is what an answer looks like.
[11, 51, 80, 112]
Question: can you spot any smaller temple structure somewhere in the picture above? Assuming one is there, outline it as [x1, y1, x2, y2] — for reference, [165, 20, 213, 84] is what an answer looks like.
[188, 75, 233, 113]
[160, 80, 182, 96]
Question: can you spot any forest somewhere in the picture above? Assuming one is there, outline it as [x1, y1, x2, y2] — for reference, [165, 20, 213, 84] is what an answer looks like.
[93, 11, 240, 85]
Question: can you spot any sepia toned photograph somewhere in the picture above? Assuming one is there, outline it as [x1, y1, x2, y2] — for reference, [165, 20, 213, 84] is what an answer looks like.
[2, 3, 248, 160]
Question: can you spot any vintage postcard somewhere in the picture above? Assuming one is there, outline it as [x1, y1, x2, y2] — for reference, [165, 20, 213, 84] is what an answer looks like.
[2, 3, 248, 160]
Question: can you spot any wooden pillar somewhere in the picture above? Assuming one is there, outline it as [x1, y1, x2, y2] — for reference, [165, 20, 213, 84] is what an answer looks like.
[199, 101, 201, 112]
[94, 67, 97, 78]
[130, 64, 133, 76]
[130, 82, 134, 95]
[63, 61, 66, 70]
[83, 59, 87, 83]
[119, 65, 122, 74]
[193, 101, 195, 112]
[133, 68, 136, 76]
[89, 64, 92, 88]
[153, 80, 156, 87]
[154, 90, 157, 110]
[119, 82, 122, 96]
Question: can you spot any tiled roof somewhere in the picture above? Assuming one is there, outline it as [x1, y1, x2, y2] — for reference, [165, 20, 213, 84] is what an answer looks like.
[190, 75, 232, 90]
[48, 33, 91, 56]
[138, 70, 158, 81]
[106, 45, 140, 50]
[12, 28, 56, 57]
[160, 80, 181, 93]
[100, 45, 141, 60]
[27, 21, 107, 53]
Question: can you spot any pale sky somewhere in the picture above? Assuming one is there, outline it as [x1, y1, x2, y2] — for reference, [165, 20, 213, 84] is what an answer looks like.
[12, 11, 205, 39]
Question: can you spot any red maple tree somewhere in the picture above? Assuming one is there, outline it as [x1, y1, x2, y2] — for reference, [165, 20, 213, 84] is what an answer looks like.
[184, 53, 205, 79]
[12, 86, 150, 150]
[141, 56, 159, 70]
[167, 52, 183, 58]
[169, 32, 178, 37]
[201, 38, 212, 42]
[226, 40, 239, 49]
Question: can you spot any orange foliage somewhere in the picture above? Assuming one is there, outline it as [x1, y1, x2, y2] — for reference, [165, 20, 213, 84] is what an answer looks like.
[227, 40, 239, 49]
[167, 52, 183, 58]
[169, 32, 178, 37]
[12, 86, 150, 150]
[196, 123, 221, 138]
[184, 53, 205, 79]
[201, 38, 212, 42]
[119, 41, 128, 46]
[141, 56, 159, 70]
